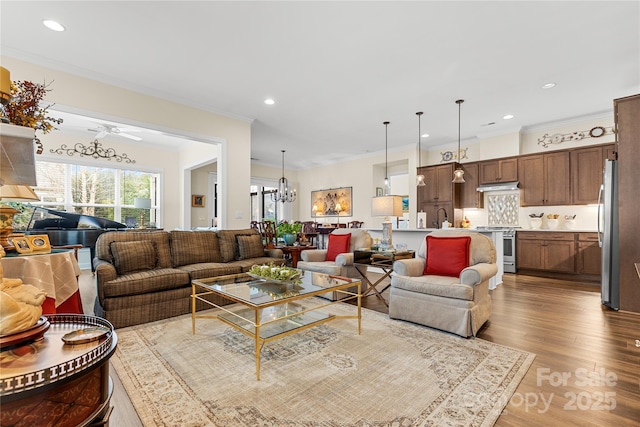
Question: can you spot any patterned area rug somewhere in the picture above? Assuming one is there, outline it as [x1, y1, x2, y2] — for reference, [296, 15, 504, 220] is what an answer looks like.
[111, 301, 534, 426]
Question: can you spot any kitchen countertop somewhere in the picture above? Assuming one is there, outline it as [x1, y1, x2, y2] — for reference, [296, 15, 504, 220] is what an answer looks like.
[516, 229, 597, 233]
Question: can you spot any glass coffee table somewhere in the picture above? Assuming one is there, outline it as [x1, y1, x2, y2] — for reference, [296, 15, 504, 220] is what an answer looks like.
[191, 271, 361, 380]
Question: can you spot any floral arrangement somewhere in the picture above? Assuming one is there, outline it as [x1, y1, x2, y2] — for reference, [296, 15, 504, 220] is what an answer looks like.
[1, 80, 63, 154]
[249, 263, 301, 281]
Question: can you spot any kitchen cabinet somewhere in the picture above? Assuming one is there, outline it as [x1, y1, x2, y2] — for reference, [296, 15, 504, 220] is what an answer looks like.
[615, 94, 640, 313]
[459, 162, 483, 208]
[417, 164, 456, 203]
[519, 151, 570, 206]
[571, 144, 616, 205]
[479, 158, 518, 184]
[576, 233, 601, 275]
[516, 232, 575, 273]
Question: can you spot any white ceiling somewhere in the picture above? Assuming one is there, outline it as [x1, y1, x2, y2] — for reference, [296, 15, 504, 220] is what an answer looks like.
[1, 1, 638, 169]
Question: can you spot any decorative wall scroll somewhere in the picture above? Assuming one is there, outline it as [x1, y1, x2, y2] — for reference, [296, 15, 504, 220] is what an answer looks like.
[50, 139, 136, 163]
[537, 126, 614, 148]
[311, 187, 352, 217]
[440, 147, 468, 163]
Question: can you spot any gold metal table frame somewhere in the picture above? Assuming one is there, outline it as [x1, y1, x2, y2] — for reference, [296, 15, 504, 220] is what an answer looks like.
[191, 272, 361, 380]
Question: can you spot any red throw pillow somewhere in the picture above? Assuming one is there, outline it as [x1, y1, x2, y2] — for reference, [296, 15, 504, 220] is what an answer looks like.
[326, 233, 351, 262]
[423, 235, 471, 277]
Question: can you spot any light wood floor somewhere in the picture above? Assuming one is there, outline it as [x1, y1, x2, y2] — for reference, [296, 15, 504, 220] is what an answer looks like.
[81, 272, 640, 426]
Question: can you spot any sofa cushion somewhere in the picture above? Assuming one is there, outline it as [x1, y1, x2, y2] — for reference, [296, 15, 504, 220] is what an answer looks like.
[170, 230, 222, 267]
[96, 231, 173, 268]
[101, 268, 191, 298]
[423, 235, 471, 277]
[236, 234, 265, 260]
[326, 233, 351, 261]
[110, 240, 158, 275]
[217, 229, 260, 262]
[392, 275, 474, 301]
[177, 263, 243, 280]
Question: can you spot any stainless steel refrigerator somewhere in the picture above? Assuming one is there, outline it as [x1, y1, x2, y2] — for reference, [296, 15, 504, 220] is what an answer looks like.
[598, 159, 619, 310]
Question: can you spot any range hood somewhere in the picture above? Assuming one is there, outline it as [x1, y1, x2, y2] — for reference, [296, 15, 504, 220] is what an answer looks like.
[476, 181, 519, 192]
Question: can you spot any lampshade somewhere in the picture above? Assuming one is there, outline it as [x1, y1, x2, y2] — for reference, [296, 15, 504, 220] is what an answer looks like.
[0, 123, 37, 186]
[0, 66, 11, 105]
[0, 185, 39, 201]
[134, 197, 151, 209]
[371, 195, 403, 217]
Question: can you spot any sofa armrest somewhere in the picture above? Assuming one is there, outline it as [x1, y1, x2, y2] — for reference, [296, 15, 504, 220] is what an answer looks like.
[264, 248, 284, 258]
[393, 258, 426, 277]
[301, 249, 328, 262]
[335, 252, 354, 267]
[94, 259, 117, 301]
[460, 263, 498, 286]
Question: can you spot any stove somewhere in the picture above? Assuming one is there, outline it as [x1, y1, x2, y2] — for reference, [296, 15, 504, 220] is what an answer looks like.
[475, 226, 519, 273]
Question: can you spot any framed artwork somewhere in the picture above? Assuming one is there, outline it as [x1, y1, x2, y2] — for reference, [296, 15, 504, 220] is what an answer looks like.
[12, 236, 33, 254]
[311, 187, 353, 217]
[401, 196, 409, 212]
[375, 187, 384, 197]
[27, 234, 51, 253]
[192, 195, 205, 207]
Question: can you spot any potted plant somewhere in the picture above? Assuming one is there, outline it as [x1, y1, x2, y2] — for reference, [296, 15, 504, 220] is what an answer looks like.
[276, 222, 302, 246]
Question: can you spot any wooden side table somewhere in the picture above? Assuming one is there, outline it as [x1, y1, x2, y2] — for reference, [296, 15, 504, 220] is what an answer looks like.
[354, 250, 415, 307]
[275, 245, 317, 267]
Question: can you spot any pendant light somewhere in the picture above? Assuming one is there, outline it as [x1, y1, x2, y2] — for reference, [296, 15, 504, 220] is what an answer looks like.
[452, 99, 466, 183]
[383, 121, 390, 194]
[371, 121, 402, 250]
[272, 150, 297, 203]
[416, 112, 426, 186]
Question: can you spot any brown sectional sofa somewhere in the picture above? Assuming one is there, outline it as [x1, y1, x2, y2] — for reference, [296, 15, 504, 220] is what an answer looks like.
[93, 228, 284, 328]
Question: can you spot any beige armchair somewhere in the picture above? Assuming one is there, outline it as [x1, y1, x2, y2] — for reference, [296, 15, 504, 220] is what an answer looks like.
[389, 230, 497, 337]
[297, 228, 373, 300]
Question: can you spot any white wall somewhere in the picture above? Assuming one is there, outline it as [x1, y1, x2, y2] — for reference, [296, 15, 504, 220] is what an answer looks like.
[3, 56, 252, 230]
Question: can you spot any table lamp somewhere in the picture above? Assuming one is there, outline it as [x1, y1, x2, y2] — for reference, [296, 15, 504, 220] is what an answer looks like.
[134, 197, 151, 229]
[371, 195, 403, 250]
[335, 203, 343, 225]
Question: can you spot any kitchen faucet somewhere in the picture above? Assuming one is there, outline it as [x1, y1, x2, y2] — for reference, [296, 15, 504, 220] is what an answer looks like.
[433, 207, 448, 229]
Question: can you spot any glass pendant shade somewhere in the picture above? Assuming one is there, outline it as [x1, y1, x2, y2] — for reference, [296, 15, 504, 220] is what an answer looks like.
[416, 174, 426, 186]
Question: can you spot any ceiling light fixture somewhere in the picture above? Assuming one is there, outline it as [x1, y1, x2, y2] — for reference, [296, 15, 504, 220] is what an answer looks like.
[421, 133, 429, 138]
[271, 150, 296, 203]
[264, 98, 275, 105]
[452, 99, 466, 183]
[541, 82, 556, 89]
[371, 120, 402, 250]
[43, 20, 65, 32]
[416, 112, 425, 187]
[503, 114, 514, 120]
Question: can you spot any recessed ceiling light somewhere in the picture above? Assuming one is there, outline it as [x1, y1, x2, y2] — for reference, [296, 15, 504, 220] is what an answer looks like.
[421, 133, 429, 138]
[43, 20, 65, 32]
[264, 98, 275, 105]
[503, 114, 514, 120]
[541, 82, 556, 89]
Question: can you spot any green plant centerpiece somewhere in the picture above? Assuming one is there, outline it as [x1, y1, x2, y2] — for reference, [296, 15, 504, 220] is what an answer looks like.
[249, 263, 301, 282]
[276, 222, 302, 246]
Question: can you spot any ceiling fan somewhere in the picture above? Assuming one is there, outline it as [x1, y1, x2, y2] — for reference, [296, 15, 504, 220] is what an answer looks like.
[88, 123, 142, 141]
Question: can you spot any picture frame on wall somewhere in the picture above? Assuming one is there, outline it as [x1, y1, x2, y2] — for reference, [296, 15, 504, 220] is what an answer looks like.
[192, 195, 205, 207]
[402, 196, 409, 212]
[310, 187, 353, 217]
[375, 187, 384, 197]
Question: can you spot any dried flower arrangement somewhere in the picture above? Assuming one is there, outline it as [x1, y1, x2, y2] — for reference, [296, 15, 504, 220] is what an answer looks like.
[0, 80, 63, 154]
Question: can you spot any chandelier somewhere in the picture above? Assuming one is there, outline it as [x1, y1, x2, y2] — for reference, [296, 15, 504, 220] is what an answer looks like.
[50, 139, 136, 163]
[272, 150, 296, 203]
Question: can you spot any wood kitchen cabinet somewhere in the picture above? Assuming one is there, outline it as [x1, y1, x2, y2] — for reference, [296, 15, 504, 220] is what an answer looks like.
[479, 158, 518, 184]
[571, 144, 616, 205]
[516, 231, 576, 273]
[417, 164, 456, 203]
[459, 162, 483, 208]
[576, 233, 602, 275]
[519, 151, 570, 206]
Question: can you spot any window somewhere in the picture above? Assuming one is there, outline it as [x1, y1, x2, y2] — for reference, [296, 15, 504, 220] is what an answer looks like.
[11, 160, 160, 230]
[250, 185, 279, 222]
